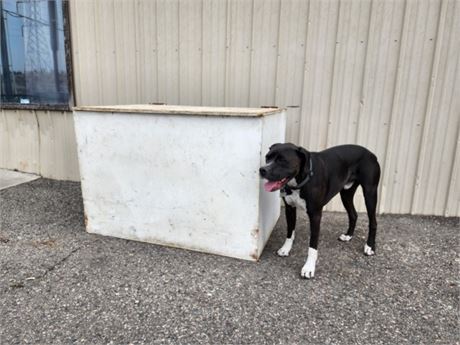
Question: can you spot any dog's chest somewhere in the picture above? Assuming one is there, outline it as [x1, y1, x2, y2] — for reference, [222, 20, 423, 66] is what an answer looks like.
[282, 190, 307, 210]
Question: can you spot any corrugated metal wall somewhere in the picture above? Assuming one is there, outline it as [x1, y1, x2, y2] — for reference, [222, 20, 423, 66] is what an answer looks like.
[69, 0, 460, 217]
[1, 0, 458, 216]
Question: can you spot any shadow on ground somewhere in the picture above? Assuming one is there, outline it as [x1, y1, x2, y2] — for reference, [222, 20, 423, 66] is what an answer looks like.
[0, 179, 458, 345]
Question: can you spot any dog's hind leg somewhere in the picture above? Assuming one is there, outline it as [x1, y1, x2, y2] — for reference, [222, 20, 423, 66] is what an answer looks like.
[363, 185, 378, 255]
[338, 183, 359, 242]
[277, 201, 296, 257]
[361, 160, 380, 256]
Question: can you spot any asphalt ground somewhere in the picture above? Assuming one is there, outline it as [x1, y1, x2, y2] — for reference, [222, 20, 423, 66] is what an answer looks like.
[0, 178, 458, 345]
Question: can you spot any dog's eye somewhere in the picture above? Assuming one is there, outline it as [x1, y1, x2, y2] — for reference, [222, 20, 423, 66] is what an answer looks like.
[277, 157, 286, 163]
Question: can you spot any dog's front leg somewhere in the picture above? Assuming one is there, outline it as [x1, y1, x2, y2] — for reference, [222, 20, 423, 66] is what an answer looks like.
[277, 200, 296, 256]
[301, 209, 322, 279]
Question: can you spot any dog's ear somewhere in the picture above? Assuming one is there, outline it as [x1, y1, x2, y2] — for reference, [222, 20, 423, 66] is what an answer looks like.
[296, 146, 310, 166]
[269, 143, 281, 151]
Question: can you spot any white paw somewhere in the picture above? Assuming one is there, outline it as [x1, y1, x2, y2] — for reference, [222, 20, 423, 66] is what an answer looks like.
[339, 234, 353, 242]
[277, 241, 292, 256]
[301, 263, 315, 279]
[277, 232, 295, 257]
[300, 247, 317, 279]
[364, 244, 375, 256]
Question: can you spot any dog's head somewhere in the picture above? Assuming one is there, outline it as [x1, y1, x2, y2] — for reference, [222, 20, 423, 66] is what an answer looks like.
[259, 143, 309, 192]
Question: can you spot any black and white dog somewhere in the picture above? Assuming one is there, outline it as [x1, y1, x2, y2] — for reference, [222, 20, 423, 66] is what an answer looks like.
[260, 143, 381, 278]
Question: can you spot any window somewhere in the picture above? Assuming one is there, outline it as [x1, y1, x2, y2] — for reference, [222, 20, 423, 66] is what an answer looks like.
[0, 0, 72, 109]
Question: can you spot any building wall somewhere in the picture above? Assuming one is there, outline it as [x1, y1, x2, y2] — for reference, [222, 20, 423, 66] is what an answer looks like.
[1, 0, 459, 216]
[0, 109, 80, 181]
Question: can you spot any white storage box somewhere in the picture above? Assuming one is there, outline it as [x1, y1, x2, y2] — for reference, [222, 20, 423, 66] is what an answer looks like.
[73, 105, 286, 261]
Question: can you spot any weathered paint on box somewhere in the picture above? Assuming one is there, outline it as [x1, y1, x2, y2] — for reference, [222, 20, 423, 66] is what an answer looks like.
[73, 105, 286, 261]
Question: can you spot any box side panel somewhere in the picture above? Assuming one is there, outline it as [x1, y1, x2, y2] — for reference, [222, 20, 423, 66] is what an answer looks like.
[73, 114, 94, 234]
[74, 112, 262, 260]
[257, 111, 286, 257]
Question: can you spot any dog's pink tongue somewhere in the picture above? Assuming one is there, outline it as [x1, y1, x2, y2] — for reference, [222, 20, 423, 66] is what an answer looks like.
[264, 180, 283, 192]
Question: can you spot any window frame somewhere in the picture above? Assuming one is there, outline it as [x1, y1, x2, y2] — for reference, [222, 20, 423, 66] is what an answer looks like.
[0, 1, 75, 111]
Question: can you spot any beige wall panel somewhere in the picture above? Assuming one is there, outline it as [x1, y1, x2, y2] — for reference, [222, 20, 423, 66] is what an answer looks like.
[70, 0, 99, 105]
[93, 0, 118, 105]
[202, 0, 227, 106]
[411, 0, 460, 215]
[179, 0, 203, 105]
[248, 0, 280, 107]
[36, 112, 80, 181]
[445, 131, 460, 217]
[0, 110, 40, 174]
[275, 0, 309, 143]
[326, 0, 371, 148]
[284, 107, 302, 146]
[299, 0, 340, 151]
[0, 111, 79, 181]
[0, 110, 10, 169]
[225, 0, 253, 106]
[137, 0, 159, 104]
[380, 0, 442, 214]
[355, 0, 406, 215]
[156, 0, 180, 104]
[356, 0, 405, 160]
[115, 0, 140, 104]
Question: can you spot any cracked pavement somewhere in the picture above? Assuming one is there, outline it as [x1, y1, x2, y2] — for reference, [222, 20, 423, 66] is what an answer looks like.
[0, 178, 459, 344]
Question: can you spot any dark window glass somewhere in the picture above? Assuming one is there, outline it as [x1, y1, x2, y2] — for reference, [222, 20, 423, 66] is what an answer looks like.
[0, 0, 69, 106]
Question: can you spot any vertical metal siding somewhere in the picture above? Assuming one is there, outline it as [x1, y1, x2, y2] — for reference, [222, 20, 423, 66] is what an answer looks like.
[412, 0, 460, 216]
[380, 0, 442, 214]
[3, 0, 457, 215]
[179, 1, 203, 105]
[225, 0, 253, 106]
[275, 1, 309, 143]
[300, 0, 340, 152]
[201, 0, 227, 106]
[249, 0, 281, 107]
[157, 0, 181, 104]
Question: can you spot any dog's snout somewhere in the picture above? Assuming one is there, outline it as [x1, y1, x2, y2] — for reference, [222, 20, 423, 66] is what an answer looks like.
[259, 167, 267, 177]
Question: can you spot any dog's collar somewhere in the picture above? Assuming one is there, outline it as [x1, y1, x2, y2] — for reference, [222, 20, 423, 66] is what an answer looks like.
[282, 157, 314, 194]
